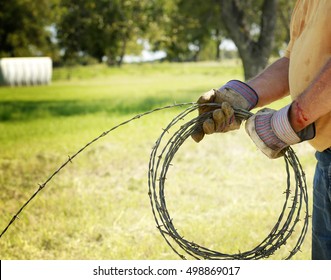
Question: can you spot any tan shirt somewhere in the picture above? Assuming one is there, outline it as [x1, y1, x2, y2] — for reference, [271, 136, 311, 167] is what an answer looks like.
[285, 0, 331, 151]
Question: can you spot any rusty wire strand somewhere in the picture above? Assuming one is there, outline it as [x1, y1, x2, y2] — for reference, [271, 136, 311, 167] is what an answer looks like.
[0, 102, 194, 239]
[148, 103, 309, 260]
[0, 102, 309, 260]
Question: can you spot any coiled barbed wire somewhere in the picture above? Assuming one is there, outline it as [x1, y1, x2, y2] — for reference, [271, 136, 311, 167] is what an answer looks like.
[0, 102, 309, 260]
[148, 103, 309, 260]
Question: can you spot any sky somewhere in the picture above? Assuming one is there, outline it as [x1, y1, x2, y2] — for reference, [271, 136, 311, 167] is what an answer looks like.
[123, 39, 237, 63]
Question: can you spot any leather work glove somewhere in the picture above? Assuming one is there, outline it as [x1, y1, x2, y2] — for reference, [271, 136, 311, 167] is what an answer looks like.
[245, 104, 315, 159]
[191, 80, 258, 142]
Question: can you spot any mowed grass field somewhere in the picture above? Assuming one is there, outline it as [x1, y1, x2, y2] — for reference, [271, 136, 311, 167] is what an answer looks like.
[0, 61, 316, 260]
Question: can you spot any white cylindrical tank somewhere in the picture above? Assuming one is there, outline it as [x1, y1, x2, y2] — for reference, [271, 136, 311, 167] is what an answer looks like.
[0, 57, 52, 86]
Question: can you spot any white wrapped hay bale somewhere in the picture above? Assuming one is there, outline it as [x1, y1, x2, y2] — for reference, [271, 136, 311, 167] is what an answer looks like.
[0, 57, 52, 86]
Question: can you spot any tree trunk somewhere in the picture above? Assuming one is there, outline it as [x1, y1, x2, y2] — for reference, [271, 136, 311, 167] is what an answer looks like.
[215, 28, 222, 61]
[219, 0, 278, 80]
[241, 49, 269, 80]
[117, 36, 127, 67]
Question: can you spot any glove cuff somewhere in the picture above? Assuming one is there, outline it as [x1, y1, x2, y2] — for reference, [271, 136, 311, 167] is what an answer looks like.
[246, 109, 286, 158]
[220, 80, 258, 110]
[297, 123, 316, 141]
[272, 105, 300, 145]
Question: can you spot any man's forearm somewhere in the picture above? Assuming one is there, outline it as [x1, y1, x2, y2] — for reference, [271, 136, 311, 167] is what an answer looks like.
[289, 58, 331, 132]
[247, 57, 290, 107]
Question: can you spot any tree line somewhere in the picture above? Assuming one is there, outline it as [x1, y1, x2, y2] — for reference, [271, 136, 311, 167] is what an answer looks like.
[0, 0, 295, 79]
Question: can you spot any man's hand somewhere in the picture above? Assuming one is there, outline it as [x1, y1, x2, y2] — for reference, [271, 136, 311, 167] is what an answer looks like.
[191, 80, 258, 142]
[245, 104, 315, 158]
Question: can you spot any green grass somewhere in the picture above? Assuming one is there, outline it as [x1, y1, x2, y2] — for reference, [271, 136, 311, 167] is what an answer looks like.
[0, 61, 315, 260]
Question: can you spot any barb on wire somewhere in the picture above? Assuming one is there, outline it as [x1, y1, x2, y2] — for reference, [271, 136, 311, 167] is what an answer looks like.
[0, 102, 309, 260]
[147, 104, 309, 260]
[0, 102, 194, 239]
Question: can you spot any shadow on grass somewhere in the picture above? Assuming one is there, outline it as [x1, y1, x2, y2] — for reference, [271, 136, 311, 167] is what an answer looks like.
[0, 96, 184, 122]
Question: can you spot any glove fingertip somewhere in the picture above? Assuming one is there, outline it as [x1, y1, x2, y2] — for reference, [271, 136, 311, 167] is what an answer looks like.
[203, 119, 216, 134]
[191, 132, 204, 143]
[191, 125, 205, 143]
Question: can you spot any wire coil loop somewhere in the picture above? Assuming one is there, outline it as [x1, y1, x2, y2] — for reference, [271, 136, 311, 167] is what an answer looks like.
[148, 103, 309, 260]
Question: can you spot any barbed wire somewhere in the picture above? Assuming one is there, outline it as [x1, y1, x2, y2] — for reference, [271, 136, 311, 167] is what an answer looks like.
[0, 102, 195, 239]
[0, 102, 309, 260]
[148, 103, 309, 259]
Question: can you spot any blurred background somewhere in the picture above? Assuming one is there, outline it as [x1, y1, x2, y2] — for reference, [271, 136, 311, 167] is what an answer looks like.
[1, 0, 316, 260]
[0, 0, 296, 79]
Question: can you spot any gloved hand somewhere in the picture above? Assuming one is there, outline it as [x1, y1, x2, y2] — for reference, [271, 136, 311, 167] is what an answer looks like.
[191, 80, 258, 142]
[245, 104, 315, 158]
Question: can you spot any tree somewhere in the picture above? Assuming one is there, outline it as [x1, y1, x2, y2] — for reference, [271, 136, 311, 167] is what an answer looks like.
[151, 0, 223, 62]
[0, 0, 295, 69]
[219, 0, 278, 80]
[57, 0, 116, 64]
[57, 0, 161, 66]
[0, 0, 57, 58]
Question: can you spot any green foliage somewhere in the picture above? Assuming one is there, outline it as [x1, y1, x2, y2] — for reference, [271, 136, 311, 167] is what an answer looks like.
[150, 0, 223, 62]
[57, 0, 162, 65]
[0, 0, 295, 67]
[0, 0, 58, 57]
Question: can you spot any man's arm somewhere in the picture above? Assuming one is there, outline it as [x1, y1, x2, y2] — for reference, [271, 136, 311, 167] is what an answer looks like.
[289, 58, 331, 132]
[247, 57, 290, 107]
[245, 57, 331, 159]
[191, 57, 291, 142]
